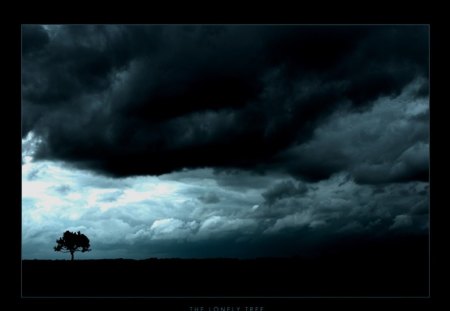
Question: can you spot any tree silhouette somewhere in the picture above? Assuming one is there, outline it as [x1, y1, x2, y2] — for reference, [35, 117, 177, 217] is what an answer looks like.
[54, 231, 91, 260]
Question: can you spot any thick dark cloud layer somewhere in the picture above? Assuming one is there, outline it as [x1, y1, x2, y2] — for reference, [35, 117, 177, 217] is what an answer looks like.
[22, 25, 429, 183]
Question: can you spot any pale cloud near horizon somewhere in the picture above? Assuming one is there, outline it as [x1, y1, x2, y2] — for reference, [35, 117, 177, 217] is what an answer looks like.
[22, 155, 268, 258]
[22, 157, 428, 259]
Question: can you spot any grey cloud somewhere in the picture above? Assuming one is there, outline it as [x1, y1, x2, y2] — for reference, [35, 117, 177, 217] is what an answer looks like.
[390, 214, 413, 230]
[276, 80, 429, 184]
[198, 192, 220, 204]
[213, 169, 278, 190]
[52, 184, 71, 195]
[97, 190, 124, 203]
[262, 179, 308, 205]
[253, 173, 429, 237]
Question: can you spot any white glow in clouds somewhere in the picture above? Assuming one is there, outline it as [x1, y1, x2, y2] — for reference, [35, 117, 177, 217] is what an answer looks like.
[22, 133, 266, 259]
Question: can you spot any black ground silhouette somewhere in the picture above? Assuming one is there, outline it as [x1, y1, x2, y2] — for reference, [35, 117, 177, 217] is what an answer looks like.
[22, 235, 428, 297]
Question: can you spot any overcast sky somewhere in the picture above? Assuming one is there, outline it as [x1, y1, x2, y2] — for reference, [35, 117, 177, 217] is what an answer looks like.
[22, 25, 429, 259]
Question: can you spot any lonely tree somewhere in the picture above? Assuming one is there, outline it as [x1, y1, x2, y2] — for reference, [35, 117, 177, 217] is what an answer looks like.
[54, 231, 91, 260]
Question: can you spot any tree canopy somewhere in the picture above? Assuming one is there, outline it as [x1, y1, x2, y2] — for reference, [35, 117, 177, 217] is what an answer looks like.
[54, 231, 91, 260]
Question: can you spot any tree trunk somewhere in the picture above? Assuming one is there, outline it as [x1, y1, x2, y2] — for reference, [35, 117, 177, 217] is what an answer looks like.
[70, 251, 74, 261]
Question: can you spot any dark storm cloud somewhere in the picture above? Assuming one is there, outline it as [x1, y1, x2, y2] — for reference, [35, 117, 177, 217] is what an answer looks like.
[22, 25, 428, 180]
[22, 25, 49, 55]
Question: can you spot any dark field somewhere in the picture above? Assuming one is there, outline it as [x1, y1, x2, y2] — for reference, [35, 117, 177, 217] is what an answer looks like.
[22, 235, 428, 297]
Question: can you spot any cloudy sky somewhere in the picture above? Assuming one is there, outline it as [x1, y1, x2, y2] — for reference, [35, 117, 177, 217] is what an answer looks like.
[22, 25, 429, 259]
